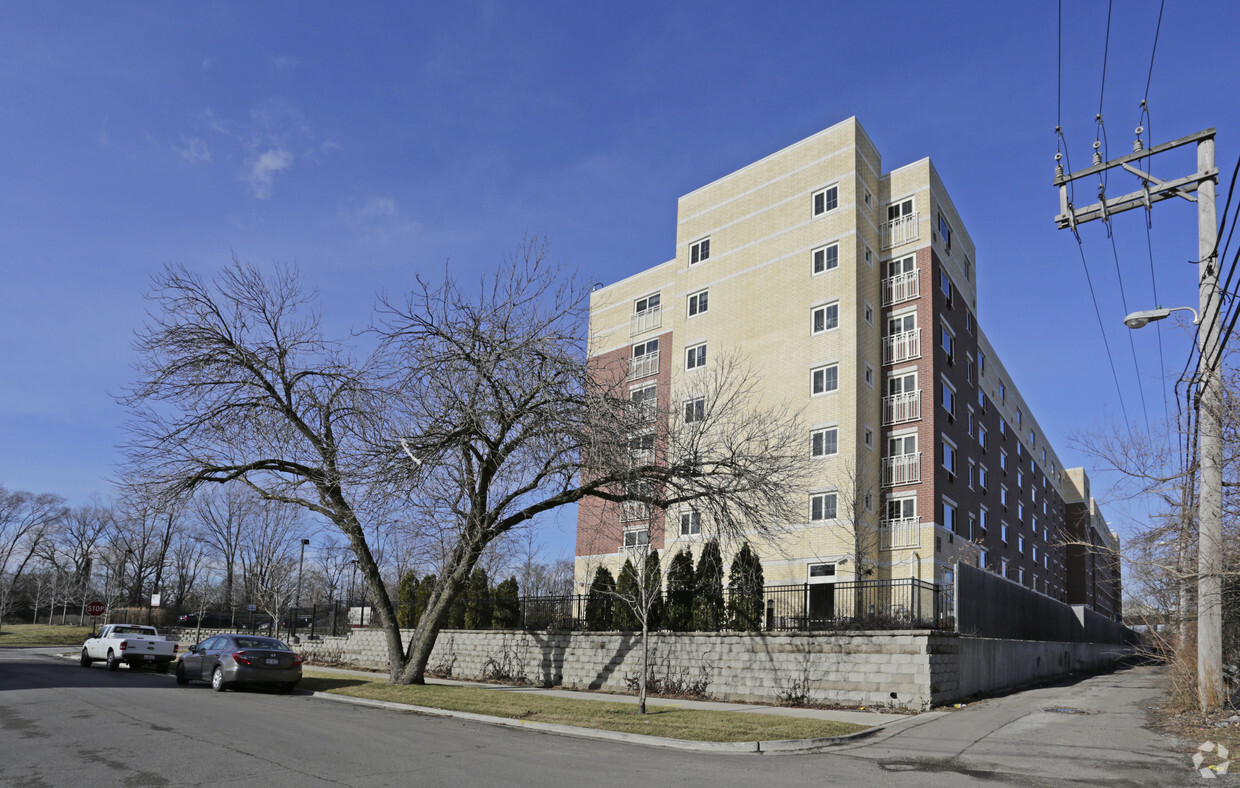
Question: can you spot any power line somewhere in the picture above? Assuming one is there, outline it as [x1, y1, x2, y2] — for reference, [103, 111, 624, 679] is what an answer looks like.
[1073, 236, 1134, 436]
[1142, 0, 1166, 104]
[1108, 231, 1153, 436]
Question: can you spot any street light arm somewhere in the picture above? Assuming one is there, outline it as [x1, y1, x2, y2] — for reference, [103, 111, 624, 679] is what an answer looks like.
[1123, 305, 1201, 329]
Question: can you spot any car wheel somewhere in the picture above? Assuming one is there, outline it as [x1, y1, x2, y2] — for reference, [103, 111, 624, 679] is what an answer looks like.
[106, 650, 120, 671]
[175, 663, 190, 685]
[211, 666, 228, 692]
[80, 649, 92, 667]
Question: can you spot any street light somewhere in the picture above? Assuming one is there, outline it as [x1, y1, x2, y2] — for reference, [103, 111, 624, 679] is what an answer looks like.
[1126, 296, 1223, 710]
[291, 538, 310, 641]
[1122, 306, 1200, 330]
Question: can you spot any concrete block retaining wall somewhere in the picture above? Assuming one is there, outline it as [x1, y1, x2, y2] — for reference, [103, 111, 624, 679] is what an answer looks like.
[270, 628, 1132, 710]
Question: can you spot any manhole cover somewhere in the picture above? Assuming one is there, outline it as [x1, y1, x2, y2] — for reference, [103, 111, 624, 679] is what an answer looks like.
[1045, 707, 1090, 714]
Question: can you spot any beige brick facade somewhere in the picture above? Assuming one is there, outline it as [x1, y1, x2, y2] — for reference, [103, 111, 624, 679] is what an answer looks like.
[575, 118, 1119, 620]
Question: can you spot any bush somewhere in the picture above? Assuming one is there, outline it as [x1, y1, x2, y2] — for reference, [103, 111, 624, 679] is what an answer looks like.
[728, 542, 764, 631]
[584, 566, 615, 630]
[665, 548, 696, 631]
[464, 567, 493, 629]
[397, 571, 420, 628]
[493, 576, 520, 628]
[613, 559, 640, 631]
[693, 539, 724, 631]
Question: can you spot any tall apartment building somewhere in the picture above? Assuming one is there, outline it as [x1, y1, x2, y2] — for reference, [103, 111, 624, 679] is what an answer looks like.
[575, 118, 1121, 619]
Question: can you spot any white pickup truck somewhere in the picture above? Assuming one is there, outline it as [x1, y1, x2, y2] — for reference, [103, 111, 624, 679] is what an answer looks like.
[81, 624, 179, 672]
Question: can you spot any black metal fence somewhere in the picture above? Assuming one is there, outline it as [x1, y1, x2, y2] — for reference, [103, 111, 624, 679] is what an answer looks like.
[515, 578, 952, 633]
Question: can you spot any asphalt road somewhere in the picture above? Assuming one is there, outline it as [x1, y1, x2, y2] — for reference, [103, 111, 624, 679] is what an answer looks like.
[0, 648, 1196, 787]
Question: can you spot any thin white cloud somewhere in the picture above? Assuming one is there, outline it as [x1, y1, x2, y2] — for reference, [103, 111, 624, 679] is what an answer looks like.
[174, 136, 211, 164]
[339, 195, 420, 243]
[98, 116, 110, 147]
[247, 147, 293, 199]
[270, 55, 299, 72]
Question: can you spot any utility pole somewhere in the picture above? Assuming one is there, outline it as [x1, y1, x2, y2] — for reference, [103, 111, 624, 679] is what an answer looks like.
[1054, 127, 1221, 711]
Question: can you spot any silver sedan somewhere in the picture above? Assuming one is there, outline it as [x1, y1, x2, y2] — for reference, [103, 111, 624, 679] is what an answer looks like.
[176, 634, 302, 693]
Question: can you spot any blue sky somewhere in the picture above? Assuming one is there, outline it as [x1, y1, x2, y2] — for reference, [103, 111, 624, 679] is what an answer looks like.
[1, 2, 1236, 559]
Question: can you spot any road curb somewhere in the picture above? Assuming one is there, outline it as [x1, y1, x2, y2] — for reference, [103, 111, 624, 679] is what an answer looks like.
[306, 690, 889, 754]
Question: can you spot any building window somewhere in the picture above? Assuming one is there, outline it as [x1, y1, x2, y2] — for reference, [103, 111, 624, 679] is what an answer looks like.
[813, 185, 839, 216]
[967, 357, 975, 384]
[943, 499, 957, 532]
[812, 364, 839, 395]
[689, 238, 710, 265]
[999, 380, 1006, 402]
[623, 527, 650, 547]
[1032, 544, 1039, 563]
[687, 289, 708, 316]
[966, 408, 974, 438]
[968, 512, 977, 540]
[1017, 469, 1024, 490]
[627, 431, 655, 461]
[1016, 408, 1023, 426]
[942, 437, 956, 475]
[1000, 450, 1008, 472]
[864, 302, 874, 326]
[1017, 501, 1025, 522]
[812, 303, 840, 334]
[942, 378, 956, 419]
[630, 384, 657, 421]
[940, 323, 954, 362]
[978, 425, 988, 451]
[999, 417, 1007, 436]
[811, 428, 839, 458]
[979, 505, 988, 533]
[864, 363, 875, 387]
[888, 198, 914, 222]
[864, 426, 874, 449]
[1018, 534, 1025, 555]
[978, 464, 988, 491]
[686, 343, 706, 370]
[810, 492, 838, 521]
[938, 212, 953, 251]
[635, 293, 660, 313]
[889, 433, 917, 457]
[680, 507, 702, 536]
[684, 397, 705, 424]
[864, 245, 874, 268]
[1000, 486, 1009, 508]
[940, 270, 954, 307]
[978, 350, 986, 376]
[1001, 522, 1008, 544]
[968, 459, 976, 489]
[812, 243, 839, 274]
[1001, 558, 1009, 577]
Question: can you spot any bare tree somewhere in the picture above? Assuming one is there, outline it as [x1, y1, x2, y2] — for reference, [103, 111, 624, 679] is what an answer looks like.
[0, 485, 66, 631]
[123, 246, 805, 686]
[377, 244, 806, 685]
[122, 259, 410, 677]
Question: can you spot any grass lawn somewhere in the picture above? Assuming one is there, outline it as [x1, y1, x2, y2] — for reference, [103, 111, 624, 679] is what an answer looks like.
[0, 623, 94, 647]
[300, 672, 869, 742]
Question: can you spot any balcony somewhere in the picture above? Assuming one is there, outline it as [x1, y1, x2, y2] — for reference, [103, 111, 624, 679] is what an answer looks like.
[630, 305, 662, 336]
[882, 269, 920, 306]
[621, 501, 652, 522]
[883, 390, 922, 425]
[882, 452, 921, 486]
[880, 516, 921, 550]
[629, 350, 660, 380]
[882, 212, 920, 250]
[883, 329, 921, 365]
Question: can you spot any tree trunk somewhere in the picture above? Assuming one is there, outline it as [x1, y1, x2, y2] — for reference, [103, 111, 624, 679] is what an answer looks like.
[639, 615, 648, 714]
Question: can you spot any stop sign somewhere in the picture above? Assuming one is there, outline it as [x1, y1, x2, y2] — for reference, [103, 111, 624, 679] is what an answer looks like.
[85, 601, 106, 618]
